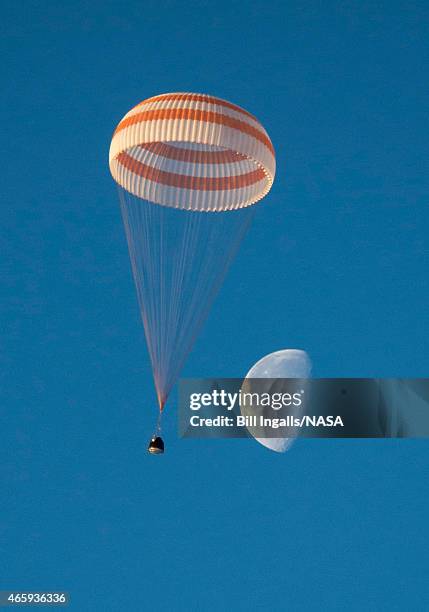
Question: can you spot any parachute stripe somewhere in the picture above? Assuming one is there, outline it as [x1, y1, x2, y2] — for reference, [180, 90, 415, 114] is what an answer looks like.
[114, 109, 274, 155]
[116, 151, 266, 191]
[125, 98, 265, 134]
[135, 92, 258, 122]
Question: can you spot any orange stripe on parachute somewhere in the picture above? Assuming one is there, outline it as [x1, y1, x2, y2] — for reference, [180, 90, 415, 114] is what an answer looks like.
[135, 93, 258, 122]
[116, 151, 267, 191]
[114, 108, 274, 156]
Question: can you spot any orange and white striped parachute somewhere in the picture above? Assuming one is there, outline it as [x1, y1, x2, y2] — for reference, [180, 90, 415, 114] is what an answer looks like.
[109, 93, 275, 429]
[110, 92, 275, 211]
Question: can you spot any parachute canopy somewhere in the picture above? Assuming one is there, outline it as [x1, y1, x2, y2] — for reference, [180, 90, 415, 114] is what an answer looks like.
[110, 93, 275, 417]
[109, 93, 275, 212]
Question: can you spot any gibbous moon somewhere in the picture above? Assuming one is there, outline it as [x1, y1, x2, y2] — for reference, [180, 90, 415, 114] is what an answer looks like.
[244, 349, 312, 453]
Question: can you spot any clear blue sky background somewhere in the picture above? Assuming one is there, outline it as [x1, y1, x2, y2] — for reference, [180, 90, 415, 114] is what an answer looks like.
[1, 1, 429, 610]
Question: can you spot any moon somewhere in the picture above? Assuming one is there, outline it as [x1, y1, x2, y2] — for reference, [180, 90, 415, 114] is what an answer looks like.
[243, 349, 312, 453]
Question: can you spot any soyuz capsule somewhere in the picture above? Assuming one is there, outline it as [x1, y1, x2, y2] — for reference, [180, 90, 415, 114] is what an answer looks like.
[148, 436, 164, 455]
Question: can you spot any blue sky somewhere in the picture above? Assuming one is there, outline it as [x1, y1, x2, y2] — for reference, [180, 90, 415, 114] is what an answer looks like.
[1, 1, 429, 609]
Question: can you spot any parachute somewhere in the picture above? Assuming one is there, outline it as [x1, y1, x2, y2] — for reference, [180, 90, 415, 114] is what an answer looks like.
[109, 93, 276, 447]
